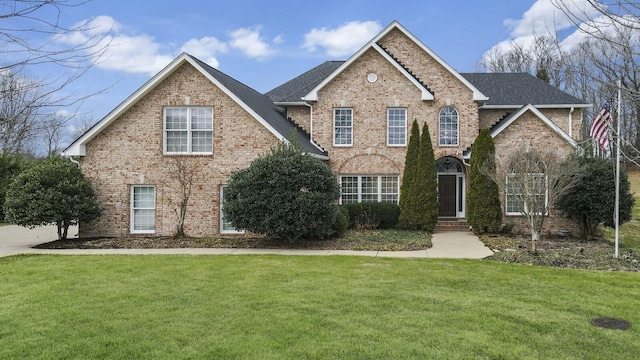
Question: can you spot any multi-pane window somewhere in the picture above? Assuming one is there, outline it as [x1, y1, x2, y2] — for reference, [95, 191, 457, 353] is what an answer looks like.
[340, 176, 359, 204]
[220, 185, 244, 234]
[439, 106, 459, 146]
[387, 108, 407, 146]
[164, 107, 213, 154]
[131, 185, 155, 233]
[333, 108, 353, 146]
[505, 174, 547, 215]
[339, 175, 399, 204]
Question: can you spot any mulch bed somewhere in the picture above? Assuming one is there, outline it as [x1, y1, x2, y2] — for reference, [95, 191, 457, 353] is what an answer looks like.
[34, 235, 425, 251]
[482, 234, 640, 271]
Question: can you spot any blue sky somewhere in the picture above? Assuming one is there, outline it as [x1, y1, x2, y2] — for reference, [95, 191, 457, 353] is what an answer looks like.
[15, 0, 599, 146]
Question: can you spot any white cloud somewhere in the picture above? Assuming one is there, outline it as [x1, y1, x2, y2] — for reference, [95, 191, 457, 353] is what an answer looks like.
[504, 0, 574, 38]
[180, 37, 228, 68]
[229, 27, 274, 59]
[483, 0, 607, 62]
[56, 16, 174, 75]
[302, 20, 382, 57]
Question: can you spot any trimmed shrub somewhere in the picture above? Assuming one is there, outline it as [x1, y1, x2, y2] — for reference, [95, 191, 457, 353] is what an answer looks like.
[398, 121, 438, 231]
[332, 205, 350, 236]
[223, 141, 340, 242]
[556, 155, 635, 238]
[4, 156, 102, 240]
[344, 202, 400, 230]
[415, 122, 439, 232]
[398, 120, 421, 229]
[467, 128, 502, 233]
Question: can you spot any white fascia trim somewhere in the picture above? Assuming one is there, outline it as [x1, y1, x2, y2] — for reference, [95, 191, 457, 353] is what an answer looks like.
[480, 104, 592, 110]
[309, 152, 330, 161]
[62, 53, 195, 157]
[491, 104, 577, 148]
[186, 57, 287, 143]
[303, 21, 468, 102]
[62, 53, 290, 156]
[274, 101, 307, 106]
[392, 21, 489, 102]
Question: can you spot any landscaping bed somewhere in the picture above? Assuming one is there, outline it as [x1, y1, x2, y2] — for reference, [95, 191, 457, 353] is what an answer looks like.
[481, 233, 640, 271]
[34, 229, 432, 252]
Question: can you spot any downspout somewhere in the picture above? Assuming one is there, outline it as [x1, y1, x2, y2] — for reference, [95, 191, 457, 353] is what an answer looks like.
[568, 107, 574, 138]
[304, 100, 326, 153]
[68, 156, 80, 167]
[304, 101, 314, 142]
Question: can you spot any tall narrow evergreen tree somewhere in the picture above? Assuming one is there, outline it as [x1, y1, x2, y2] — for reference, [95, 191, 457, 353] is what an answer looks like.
[467, 128, 502, 233]
[415, 122, 439, 232]
[398, 120, 421, 229]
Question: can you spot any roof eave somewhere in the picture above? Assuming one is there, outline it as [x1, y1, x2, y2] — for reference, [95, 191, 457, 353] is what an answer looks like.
[273, 101, 308, 106]
[490, 104, 577, 148]
[62, 53, 194, 157]
[480, 103, 592, 110]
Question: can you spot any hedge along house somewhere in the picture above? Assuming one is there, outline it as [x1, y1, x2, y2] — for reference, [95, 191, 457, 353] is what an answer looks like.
[63, 21, 590, 238]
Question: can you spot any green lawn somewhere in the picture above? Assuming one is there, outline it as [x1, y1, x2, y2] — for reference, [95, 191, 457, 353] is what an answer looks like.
[1, 255, 639, 359]
[604, 169, 640, 251]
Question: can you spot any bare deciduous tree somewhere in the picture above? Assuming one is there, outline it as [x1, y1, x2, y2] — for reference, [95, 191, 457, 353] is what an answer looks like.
[482, 149, 585, 253]
[163, 157, 195, 238]
[0, 0, 110, 155]
[547, 1, 640, 159]
[41, 113, 69, 155]
[0, 71, 42, 153]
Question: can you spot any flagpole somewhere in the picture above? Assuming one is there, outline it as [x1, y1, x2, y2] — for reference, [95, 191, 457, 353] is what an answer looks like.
[614, 79, 621, 258]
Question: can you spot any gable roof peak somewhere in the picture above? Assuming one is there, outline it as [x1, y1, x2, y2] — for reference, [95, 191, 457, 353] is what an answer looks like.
[302, 20, 488, 102]
[63, 52, 327, 159]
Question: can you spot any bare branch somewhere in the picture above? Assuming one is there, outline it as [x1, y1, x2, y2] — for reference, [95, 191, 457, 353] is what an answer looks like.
[480, 149, 585, 252]
[163, 157, 195, 238]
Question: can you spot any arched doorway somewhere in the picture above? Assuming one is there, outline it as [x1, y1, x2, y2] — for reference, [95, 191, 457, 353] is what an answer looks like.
[436, 156, 465, 218]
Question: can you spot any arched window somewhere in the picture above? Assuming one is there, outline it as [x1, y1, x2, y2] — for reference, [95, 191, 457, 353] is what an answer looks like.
[439, 106, 458, 146]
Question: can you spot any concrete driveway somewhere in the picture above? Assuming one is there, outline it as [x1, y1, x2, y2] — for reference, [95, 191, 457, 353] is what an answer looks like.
[0, 224, 494, 259]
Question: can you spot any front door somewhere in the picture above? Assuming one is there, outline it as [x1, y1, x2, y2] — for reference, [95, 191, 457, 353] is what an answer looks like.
[438, 174, 457, 217]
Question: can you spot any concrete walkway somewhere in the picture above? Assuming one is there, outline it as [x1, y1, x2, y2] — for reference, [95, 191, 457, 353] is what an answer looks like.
[0, 225, 494, 259]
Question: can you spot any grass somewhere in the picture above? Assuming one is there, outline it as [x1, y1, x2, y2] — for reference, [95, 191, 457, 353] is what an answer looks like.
[337, 228, 432, 250]
[629, 170, 640, 220]
[603, 168, 640, 251]
[1, 255, 639, 359]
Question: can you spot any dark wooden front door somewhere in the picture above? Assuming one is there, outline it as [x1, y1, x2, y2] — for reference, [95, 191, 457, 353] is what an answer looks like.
[438, 175, 457, 217]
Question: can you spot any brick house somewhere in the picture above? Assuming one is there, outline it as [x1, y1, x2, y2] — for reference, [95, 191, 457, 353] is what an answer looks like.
[63, 21, 590, 238]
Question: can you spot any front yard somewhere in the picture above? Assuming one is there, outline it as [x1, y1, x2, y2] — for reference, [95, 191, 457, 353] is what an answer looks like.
[1, 255, 638, 359]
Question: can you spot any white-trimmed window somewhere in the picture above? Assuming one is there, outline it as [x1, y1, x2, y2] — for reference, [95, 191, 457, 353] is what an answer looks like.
[333, 108, 353, 146]
[387, 108, 407, 146]
[339, 175, 399, 204]
[439, 106, 459, 146]
[505, 174, 547, 215]
[220, 185, 244, 234]
[164, 106, 213, 154]
[131, 185, 155, 233]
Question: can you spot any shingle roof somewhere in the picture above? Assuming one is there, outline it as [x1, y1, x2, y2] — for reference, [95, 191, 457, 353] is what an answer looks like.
[460, 73, 588, 107]
[266, 61, 345, 103]
[189, 56, 327, 158]
[267, 63, 587, 108]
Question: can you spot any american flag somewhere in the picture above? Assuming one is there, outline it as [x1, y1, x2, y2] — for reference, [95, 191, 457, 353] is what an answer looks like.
[590, 92, 616, 151]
